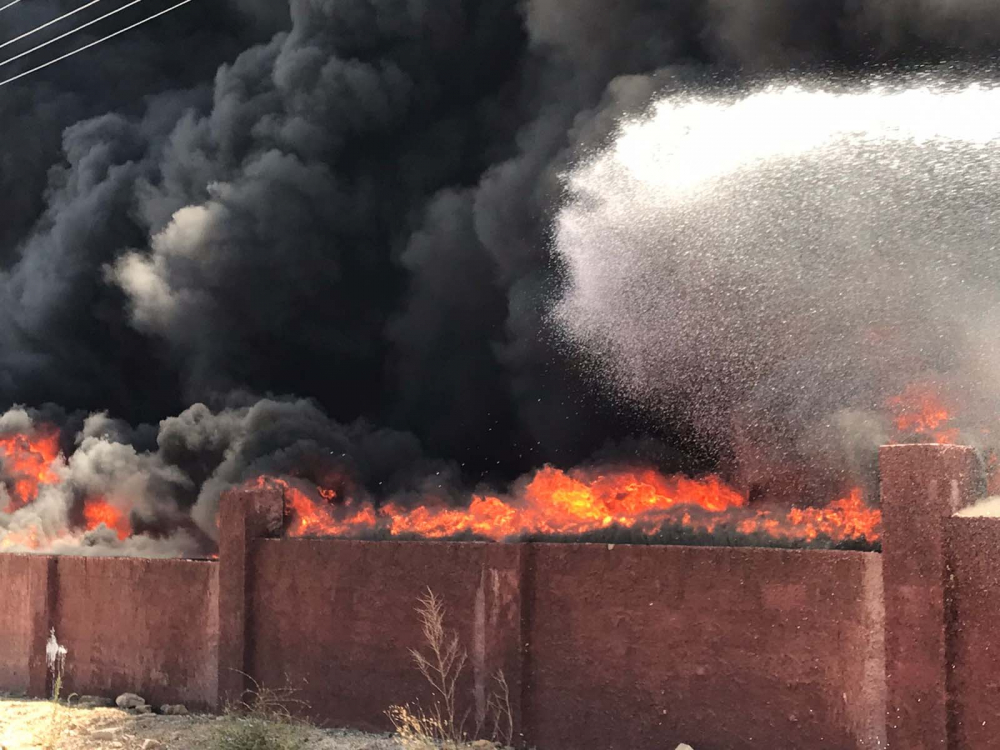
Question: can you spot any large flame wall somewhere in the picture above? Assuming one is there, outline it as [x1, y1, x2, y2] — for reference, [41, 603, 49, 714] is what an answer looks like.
[1, 443, 998, 749]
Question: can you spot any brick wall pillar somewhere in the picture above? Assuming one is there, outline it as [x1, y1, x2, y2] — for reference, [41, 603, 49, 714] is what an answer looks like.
[880, 444, 983, 749]
[217, 484, 283, 708]
[474, 544, 527, 746]
[26, 556, 56, 698]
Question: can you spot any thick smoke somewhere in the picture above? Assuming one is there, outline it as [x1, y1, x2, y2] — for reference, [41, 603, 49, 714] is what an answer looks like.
[0, 397, 459, 552]
[2, 0, 1000, 552]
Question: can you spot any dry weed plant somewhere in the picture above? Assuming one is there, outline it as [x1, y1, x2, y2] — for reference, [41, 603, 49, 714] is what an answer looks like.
[213, 673, 311, 750]
[40, 629, 71, 750]
[388, 588, 515, 750]
[484, 672, 513, 748]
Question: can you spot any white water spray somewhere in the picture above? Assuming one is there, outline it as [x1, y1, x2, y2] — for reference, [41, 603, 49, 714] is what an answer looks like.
[554, 78, 1000, 497]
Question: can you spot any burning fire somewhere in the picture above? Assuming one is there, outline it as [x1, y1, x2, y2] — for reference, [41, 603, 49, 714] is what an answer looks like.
[82, 497, 132, 541]
[0, 379, 976, 553]
[259, 468, 881, 545]
[736, 488, 879, 542]
[0, 526, 45, 551]
[0, 426, 135, 548]
[0, 429, 61, 512]
[887, 383, 959, 444]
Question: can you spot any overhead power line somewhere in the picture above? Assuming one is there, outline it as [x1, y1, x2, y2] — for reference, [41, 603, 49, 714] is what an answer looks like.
[0, 0, 146, 71]
[0, 0, 194, 89]
[0, 0, 22, 15]
[0, 0, 103, 53]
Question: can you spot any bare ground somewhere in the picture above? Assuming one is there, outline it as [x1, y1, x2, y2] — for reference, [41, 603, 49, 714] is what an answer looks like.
[0, 698, 402, 750]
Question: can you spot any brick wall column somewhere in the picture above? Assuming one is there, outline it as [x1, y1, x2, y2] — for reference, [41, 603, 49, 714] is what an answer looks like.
[26, 556, 55, 698]
[474, 544, 527, 746]
[880, 444, 983, 749]
[217, 485, 283, 708]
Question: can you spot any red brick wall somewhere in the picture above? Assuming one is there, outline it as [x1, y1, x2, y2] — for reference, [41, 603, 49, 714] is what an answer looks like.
[247, 540, 524, 735]
[50, 557, 218, 708]
[0, 554, 49, 695]
[525, 543, 885, 750]
[944, 517, 1000, 750]
[880, 444, 982, 749]
[4, 441, 993, 750]
[246, 538, 885, 749]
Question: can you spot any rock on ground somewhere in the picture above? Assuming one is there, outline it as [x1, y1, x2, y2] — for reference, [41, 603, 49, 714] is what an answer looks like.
[77, 696, 114, 709]
[115, 693, 145, 710]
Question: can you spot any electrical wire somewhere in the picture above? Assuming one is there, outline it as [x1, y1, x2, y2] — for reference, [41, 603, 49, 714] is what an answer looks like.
[0, 0, 146, 70]
[0, 0, 194, 89]
[0, 0, 103, 53]
[0, 0, 22, 15]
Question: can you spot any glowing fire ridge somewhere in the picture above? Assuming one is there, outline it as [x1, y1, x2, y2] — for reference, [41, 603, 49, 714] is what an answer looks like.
[0, 380, 973, 553]
[887, 382, 959, 444]
[259, 468, 881, 545]
[263, 382, 968, 546]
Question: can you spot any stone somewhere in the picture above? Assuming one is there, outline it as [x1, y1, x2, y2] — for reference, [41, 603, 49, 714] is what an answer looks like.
[89, 728, 119, 741]
[675, 745, 694, 750]
[115, 693, 146, 709]
[131, 704, 154, 715]
[141, 740, 164, 750]
[160, 704, 188, 715]
[79, 695, 114, 708]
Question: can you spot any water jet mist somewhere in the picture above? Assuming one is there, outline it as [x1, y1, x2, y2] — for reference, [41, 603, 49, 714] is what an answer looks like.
[553, 78, 1000, 503]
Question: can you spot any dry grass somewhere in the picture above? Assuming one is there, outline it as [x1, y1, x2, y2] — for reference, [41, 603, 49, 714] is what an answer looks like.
[0, 698, 402, 750]
[484, 673, 513, 748]
[39, 629, 70, 750]
[387, 588, 514, 750]
[213, 675, 311, 750]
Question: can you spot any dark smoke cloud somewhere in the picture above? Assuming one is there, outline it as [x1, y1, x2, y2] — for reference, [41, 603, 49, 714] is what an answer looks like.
[0, 397, 461, 551]
[1, 0, 1000, 552]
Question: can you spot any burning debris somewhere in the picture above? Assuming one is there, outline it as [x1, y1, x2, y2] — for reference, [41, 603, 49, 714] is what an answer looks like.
[0, 428, 60, 513]
[267, 470, 880, 549]
[887, 383, 961, 445]
[0, 379, 981, 555]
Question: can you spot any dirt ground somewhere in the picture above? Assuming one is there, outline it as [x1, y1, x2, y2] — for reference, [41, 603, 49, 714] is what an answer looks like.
[0, 698, 402, 750]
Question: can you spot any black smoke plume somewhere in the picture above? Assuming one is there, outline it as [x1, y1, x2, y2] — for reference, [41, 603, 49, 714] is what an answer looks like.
[1, 0, 999, 552]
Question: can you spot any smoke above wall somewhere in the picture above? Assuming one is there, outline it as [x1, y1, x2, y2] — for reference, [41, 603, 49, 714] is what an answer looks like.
[1, 0, 1000, 553]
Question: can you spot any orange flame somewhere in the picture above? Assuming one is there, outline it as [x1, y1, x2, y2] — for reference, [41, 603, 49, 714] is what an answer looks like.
[887, 383, 959, 443]
[0, 428, 61, 513]
[0, 427, 140, 547]
[0, 526, 44, 550]
[737, 488, 880, 542]
[82, 497, 132, 541]
[260, 467, 880, 545]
